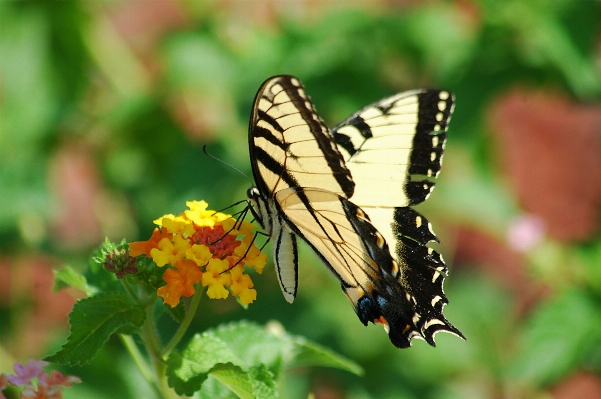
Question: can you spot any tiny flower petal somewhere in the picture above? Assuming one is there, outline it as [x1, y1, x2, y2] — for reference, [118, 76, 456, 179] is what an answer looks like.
[6, 360, 49, 386]
[186, 244, 212, 266]
[158, 260, 203, 307]
[158, 214, 195, 237]
[185, 200, 231, 227]
[238, 288, 257, 305]
[230, 266, 254, 296]
[41, 370, 81, 388]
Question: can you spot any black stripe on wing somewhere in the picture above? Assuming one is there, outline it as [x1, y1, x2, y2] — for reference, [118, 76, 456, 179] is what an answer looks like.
[248, 75, 354, 199]
[405, 90, 452, 205]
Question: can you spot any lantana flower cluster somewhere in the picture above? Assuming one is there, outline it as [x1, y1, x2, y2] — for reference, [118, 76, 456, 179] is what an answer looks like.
[0, 359, 80, 399]
[129, 200, 266, 307]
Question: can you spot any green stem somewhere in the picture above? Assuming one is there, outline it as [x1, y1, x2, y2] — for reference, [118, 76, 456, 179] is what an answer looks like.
[122, 278, 142, 306]
[120, 335, 159, 394]
[141, 300, 178, 399]
[162, 286, 205, 358]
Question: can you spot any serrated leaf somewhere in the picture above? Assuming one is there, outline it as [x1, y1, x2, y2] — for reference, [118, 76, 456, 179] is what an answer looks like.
[289, 337, 363, 376]
[198, 376, 238, 399]
[166, 336, 242, 396]
[246, 364, 277, 399]
[53, 266, 95, 296]
[165, 301, 186, 323]
[211, 321, 291, 375]
[45, 292, 145, 366]
[510, 290, 601, 385]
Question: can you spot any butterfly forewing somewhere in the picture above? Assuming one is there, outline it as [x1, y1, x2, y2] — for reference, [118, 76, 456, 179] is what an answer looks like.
[332, 90, 453, 208]
[249, 76, 354, 199]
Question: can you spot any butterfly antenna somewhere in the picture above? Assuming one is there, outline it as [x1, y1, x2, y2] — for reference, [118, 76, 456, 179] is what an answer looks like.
[203, 145, 254, 186]
[207, 205, 251, 246]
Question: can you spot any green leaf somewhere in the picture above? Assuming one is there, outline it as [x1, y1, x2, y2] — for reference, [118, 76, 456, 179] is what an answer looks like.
[45, 292, 145, 366]
[166, 321, 360, 397]
[166, 336, 242, 396]
[165, 301, 186, 323]
[510, 290, 601, 386]
[210, 363, 276, 399]
[53, 266, 95, 297]
[198, 376, 239, 399]
[289, 337, 363, 376]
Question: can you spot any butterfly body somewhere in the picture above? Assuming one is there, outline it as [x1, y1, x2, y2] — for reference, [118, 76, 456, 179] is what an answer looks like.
[247, 75, 464, 348]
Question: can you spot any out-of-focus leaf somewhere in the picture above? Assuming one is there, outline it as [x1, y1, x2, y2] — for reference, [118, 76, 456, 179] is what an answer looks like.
[576, 242, 601, 297]
[289, 336, 363, 376]
[162, 33, 236, 95]
[483, 0, 601, 97]
[404, 5, 477, 81]
[510, 290, 601, 386]
[53, 265, 95, 296]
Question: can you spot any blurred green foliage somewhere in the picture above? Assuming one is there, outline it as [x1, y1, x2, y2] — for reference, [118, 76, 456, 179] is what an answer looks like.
[1, 0, 601, 398]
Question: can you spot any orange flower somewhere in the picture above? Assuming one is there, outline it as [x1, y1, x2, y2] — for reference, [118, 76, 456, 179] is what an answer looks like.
[157, 260, 203, 307]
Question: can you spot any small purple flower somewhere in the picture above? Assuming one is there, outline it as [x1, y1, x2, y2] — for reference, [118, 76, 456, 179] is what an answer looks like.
[5, 359, 49, 386]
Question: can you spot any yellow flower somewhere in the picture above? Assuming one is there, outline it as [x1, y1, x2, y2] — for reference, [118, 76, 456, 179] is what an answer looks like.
[185, 200, 230, 227]
[235, 236, 267, 273]
[186, 244, 212, 266]
[229, 265, 257, 305]
[129, 228, 171, 258]
[202, 258, 231, 299]
[150, 235, 191, 267]
[154, 214, 195, 237]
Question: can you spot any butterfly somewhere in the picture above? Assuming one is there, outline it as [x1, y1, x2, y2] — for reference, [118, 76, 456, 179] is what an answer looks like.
[246, 75, 464, 348]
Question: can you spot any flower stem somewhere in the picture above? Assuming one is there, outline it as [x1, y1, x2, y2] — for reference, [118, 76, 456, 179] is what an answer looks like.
[122, 278, 143, 306]
[120, 335, 160, 396]
[162, 286, 205, 358]
[140, 299, 178, 399]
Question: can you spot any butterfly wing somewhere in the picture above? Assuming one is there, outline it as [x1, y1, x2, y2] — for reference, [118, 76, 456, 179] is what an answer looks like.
[248, 75, 354, 199]
[331, 89, 462, 345]
[276, 187, 462, 347]
[247, 75, 354, 303]
[332, 89, 453, 207]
